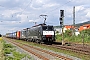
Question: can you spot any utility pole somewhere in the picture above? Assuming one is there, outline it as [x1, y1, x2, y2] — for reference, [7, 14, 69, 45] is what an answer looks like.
[73, 6, 75, 35]
[60, 10, 64, 45]
[40, 15, 48, 24]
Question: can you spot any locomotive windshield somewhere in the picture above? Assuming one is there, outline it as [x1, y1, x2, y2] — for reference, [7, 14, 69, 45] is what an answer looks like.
[42, 26, 54, 31]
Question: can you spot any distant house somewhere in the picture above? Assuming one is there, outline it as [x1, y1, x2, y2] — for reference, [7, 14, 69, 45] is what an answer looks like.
[54, 27, 61, 34]
[55, 25, 80, 35]
[64, 25, 80, 36]
[79, 24, 90, 31]
[64, 25, 74, 30]
[55, 23, 90, 35]
[54, 27, 67, 34]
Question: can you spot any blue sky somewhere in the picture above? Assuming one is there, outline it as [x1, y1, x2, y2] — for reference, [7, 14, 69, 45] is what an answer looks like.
[0, 0, 90, 35]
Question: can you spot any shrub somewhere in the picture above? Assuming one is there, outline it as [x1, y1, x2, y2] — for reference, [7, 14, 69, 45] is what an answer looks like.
[4, 44, 13, 48]
[4, 48, 11, 55]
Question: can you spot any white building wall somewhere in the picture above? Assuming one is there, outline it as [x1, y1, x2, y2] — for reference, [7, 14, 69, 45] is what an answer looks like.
[55, 27, 80, 36]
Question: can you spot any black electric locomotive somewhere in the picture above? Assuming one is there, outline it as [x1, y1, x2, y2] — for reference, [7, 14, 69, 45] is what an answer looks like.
[23, 24, 55, 44]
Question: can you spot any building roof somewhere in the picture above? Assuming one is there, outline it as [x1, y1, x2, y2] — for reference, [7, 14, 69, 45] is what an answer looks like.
[79, 24, 90, 31]
[83, 24, 90, 26]
[64, 25, 75, 29]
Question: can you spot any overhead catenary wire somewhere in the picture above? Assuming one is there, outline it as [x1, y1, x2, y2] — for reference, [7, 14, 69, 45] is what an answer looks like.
[45, 0, 72, 14]
[11, 0, 33, 21]
[39, 0, 73, 24]
[0, 0, 73, 22]
[19, 0, 72, 19]
[20, 0, 33, 14]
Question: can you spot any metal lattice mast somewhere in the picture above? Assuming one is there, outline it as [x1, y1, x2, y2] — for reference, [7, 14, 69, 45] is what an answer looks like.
[73, 6, 75, 35]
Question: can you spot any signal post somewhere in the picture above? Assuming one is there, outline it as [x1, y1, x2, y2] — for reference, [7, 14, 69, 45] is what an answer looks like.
[60, 10, 65, 45]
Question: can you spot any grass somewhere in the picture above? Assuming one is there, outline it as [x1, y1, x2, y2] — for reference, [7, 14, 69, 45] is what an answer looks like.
[0, 37, 3, 41]
[0, 37, 4, 60]
[3, 39, 33, 60]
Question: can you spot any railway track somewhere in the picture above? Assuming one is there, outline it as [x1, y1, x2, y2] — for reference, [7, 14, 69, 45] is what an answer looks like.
[53, 45, 90, 55]
[4, 38, 73, 60]
[46, 42, 90, 55]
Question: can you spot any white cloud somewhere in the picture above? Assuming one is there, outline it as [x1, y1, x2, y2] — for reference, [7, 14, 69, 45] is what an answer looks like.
[29, 20, 34, 22]
[36, 0, 43, 4]
[43, 3, 59, 8]
[75, 5, 85, 12]
[86, 12, 90, 17]
[0, 0, 90, 35]
[72, 0, 90, 4]
[1, 8, 23, 20]
[84, 8, 90, 18]
[0, 0, 7, 2]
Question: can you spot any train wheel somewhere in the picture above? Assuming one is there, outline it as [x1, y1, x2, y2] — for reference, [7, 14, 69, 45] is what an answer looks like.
[36, 39, 39, 43]
[25, 39, 27, 41]
[32, 39, 35, 42]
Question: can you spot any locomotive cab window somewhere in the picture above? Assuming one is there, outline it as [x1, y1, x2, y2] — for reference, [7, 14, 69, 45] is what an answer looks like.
[42, 26, 54, 31]
[48, 26, 54, 31]
[42, 26, 47, 30]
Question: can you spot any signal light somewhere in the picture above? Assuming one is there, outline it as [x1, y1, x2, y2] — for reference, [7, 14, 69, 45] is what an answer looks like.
[60, 17, 63, 20]
[60, 22, 63, 24]
[60, 10, 64, 17]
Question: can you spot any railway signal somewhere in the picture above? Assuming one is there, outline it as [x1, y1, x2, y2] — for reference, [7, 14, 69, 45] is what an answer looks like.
[60, 10, 64, 27]
[60, 10, 64, 17]
[59, 10, 64, 45]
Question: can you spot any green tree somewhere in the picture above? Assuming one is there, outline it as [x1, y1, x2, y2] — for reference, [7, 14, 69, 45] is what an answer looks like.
[64, 30, 72, 38]
[80, 29, 90, 41]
